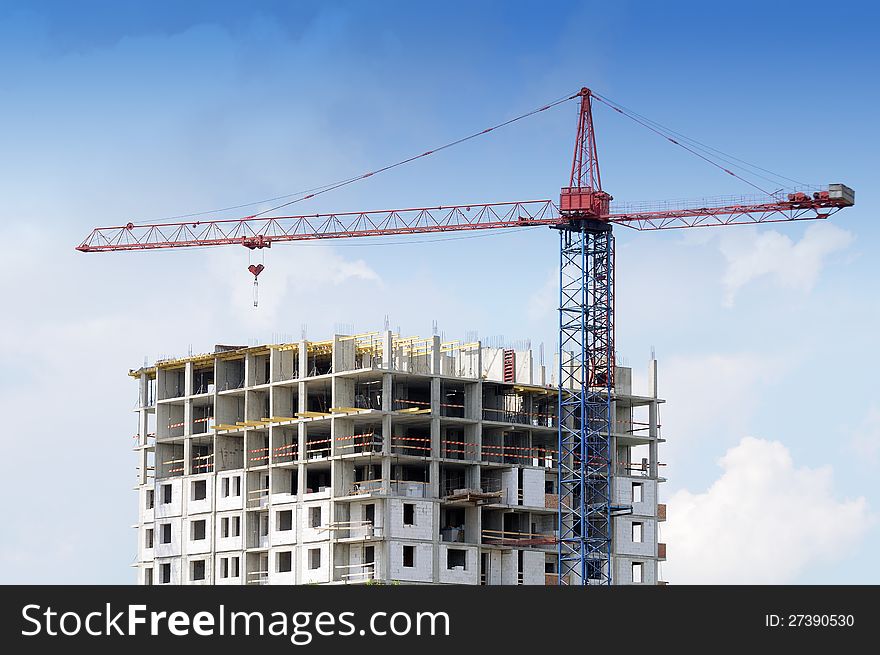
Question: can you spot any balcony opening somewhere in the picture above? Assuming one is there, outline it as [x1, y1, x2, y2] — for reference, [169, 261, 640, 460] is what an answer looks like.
[392, 464, 429, 497]
[482, 383, 557, 427]
[193, 366, 214, 395]
[354, 379, 383, 411]
[440, 506, 466, 543]
[305, 466, 330, 494]
[439, 381, 465, 418]
[191, 440, 214, 475]
[305, 423, 331, 459]
[247, 432, 269, 468]
[273, 426, 299, 464]
[391, 378, 430, 413]
[160, 369, 185, 400]
[306, 348, 332, 377]
[217, 358, 244, 391]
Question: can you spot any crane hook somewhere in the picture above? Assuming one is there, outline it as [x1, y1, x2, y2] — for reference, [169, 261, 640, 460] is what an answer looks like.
[248, 263, 265, 307]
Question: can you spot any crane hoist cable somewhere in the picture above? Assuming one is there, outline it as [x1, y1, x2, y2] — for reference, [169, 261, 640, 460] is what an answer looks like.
[593, 92, 779, 195]
[129, 89, 583, 226]
[590, 94, 807, 189]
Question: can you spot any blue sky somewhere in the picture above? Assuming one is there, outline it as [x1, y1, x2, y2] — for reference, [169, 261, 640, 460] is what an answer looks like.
[0, 0, 878, 583]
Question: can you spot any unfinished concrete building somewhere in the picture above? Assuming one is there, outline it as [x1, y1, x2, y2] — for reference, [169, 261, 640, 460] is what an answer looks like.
[132, 331, 665, 585]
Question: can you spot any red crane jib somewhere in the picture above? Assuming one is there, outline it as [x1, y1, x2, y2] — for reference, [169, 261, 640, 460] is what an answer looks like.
[75, 188, 853, 252]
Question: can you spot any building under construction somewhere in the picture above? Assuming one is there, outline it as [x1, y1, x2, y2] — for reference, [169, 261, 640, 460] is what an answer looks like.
[132, 331, 665, 585]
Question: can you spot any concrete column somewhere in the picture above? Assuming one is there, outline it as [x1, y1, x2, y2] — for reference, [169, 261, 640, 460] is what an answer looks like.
[381, 457, 392, 581]
[648, 358, 659, 479]
[382, 330, 394, 370]
[138, 374, 150, 443]
[183, 437, 192, 478]
[297, 341, 308, 481]
[184, 363, 193, 435]
[430, 335, 441, 375]
[297, 461, 306, 497]
[243, 353, 253, 388]
[298, 340, 309, 384]
[432, 505, 440, 583]
[183, 365, 193, 480]
[431, 346, 441, 571]
[381, 372, 392, 456]
[332, 334, 355, 374]
[138, 447, 148, 486]
[430, 377, 440, 498]
[649, 411, 659, 480]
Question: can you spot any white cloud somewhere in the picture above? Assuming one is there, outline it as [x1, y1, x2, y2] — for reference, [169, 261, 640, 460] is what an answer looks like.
[663, 437, 871, 583]
[719, 223, 852, 306]
[852, 405, 880, 463]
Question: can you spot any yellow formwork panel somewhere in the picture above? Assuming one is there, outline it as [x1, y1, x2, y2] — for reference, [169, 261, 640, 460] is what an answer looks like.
[330, 407, 364, 414]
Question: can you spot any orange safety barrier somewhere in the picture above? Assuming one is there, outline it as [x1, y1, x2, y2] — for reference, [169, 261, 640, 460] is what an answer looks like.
[481, 443, 557, 454]
[337, 433, 382, 452]
[390, 435, 431, 453]
[482, 407, 558, 419]
[249, 446, 269, 463]
[273, 443, 299, 462]
[306, 437, 332, 456]
[162, 457, 185, 474]
[192, 453, 214, 472]
[334, 432, 379, 441]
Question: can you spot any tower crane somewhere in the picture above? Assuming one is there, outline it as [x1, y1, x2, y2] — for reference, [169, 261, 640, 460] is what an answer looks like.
[76, 86, 855, 585]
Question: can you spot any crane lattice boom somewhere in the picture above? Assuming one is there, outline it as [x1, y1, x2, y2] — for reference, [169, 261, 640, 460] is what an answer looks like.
[76, 188, 851, 252]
